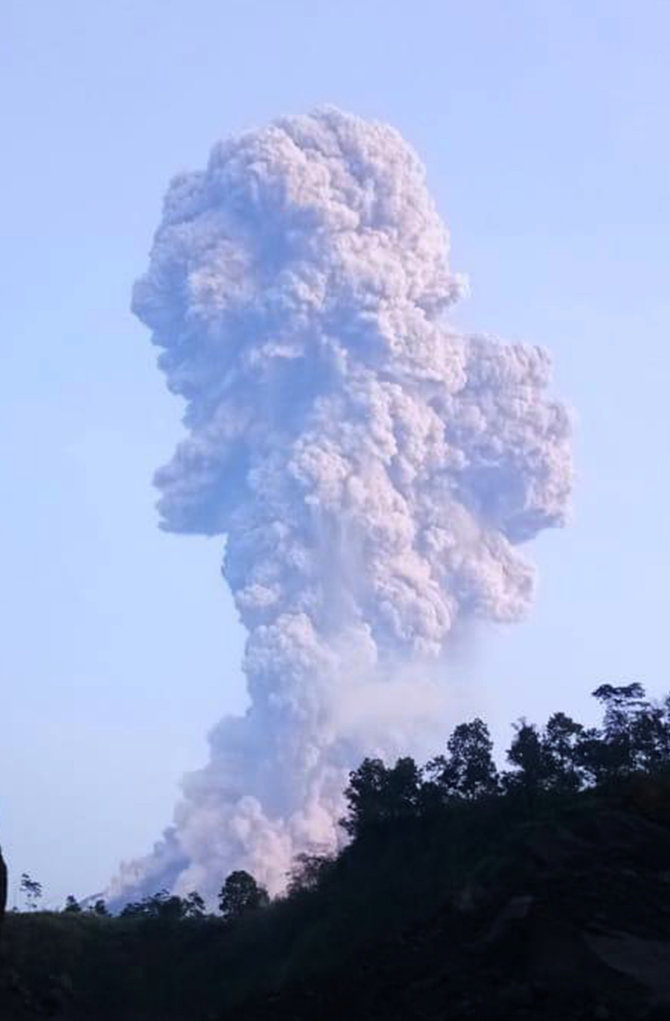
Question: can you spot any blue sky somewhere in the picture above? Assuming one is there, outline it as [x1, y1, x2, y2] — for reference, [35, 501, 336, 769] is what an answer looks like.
[1, 0, 669, 906]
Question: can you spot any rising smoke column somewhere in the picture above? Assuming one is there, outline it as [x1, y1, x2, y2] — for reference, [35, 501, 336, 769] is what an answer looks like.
[112, 108, 571, 902]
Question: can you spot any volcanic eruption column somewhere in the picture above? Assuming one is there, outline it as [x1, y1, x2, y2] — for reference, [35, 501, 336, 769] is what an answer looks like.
[114, 109, 571, 901]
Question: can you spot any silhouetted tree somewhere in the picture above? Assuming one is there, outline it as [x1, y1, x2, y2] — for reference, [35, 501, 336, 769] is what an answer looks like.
[340, 684, 670, 848]
[571, 726, 606, 787]
[120, 889, 187, 921]
[504, 720, 550, 804]
[91, 898, 109, 917]
[385, 756, 423, 819]
[541, 712, 585, 793]
[627, 694, 670, 772]
[595, 683, 646, 735]
[287, 853, 335, 896]
[63, 895, 82, 913]
[342, 756, 423, 836]
[120, 899, 144, 918]
[183, 890, 206, 918]
[341, 757, 390, 836]
[582, 684, 648, 782]
[427, 719, 499, 801]
[159, 893, 189, 922]
[20, 873, 42, 911]
[218, 871, 269, 921]
[416, 775, 446, 815]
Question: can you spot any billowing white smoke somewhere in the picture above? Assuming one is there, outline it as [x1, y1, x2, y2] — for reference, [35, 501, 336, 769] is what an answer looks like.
[110, 108, 571, 903]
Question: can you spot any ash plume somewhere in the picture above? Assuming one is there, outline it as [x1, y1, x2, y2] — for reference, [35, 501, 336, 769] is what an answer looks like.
[110, 108, 571, 903]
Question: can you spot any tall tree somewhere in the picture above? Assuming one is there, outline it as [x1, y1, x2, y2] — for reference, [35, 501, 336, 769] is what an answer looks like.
[504, 720, 550, 804]
[341, 758, 390, 836]
[287, 853, 334, 896]
[120, 889, 188, 920]
[541, 712, 585, 793]
[427, 719, 499, 801]
[384, 756, 423, 819]
[20, 873, 42, 912]
[588, 683, 648, 780]
[628, 696, 670, 772]
[342, 756, 423, 836]
[218, 871, 269, 921]
[183, 890, 206, 918]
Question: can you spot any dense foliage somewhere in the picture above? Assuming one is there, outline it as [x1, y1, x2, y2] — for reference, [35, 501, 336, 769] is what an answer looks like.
[2, 683, 670, 1019]
[341, 683, 670, 838]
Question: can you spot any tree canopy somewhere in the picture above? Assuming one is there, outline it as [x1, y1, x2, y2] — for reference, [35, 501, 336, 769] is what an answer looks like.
[218, 870, 269, 921]
[340, 684, 670, 839]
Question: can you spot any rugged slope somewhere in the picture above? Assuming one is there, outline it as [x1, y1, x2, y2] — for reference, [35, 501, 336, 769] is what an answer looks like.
[220, 799, 670, 1020]
[3, 788, 670, 1019]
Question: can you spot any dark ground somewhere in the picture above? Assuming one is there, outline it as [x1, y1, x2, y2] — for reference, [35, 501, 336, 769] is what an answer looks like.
[3, 784, 670, 1019]
[225, 803, 670, 1020]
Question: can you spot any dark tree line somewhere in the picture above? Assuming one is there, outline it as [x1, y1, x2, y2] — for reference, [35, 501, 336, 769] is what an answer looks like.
[48, 682, 670, 921]
[117, 871, 268, 922]
[341, 684, 670, 838]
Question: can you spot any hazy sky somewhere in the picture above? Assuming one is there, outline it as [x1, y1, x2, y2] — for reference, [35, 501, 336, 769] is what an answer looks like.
[1, 0, 669, 906]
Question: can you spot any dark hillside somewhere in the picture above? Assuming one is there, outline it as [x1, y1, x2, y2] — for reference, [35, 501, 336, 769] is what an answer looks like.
[225, 787, 670, 1020]
[3, 684, 670, 1020]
